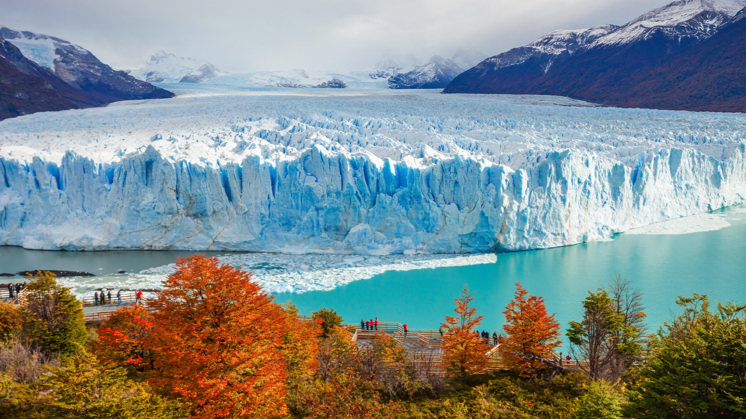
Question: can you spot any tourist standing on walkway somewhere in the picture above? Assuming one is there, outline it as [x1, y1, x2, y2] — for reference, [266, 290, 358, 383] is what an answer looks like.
[361, 319, 365, 330]
[493, 332, 498, 345]
[117, 290, 122, 305]
[374, 317, 378, 330]
[7, 283, 13, 299]
[403, 323, 408, 337]
[94, 291, 99, 305]
[136, 289, 143, 304]
[107, 290, 112, 304]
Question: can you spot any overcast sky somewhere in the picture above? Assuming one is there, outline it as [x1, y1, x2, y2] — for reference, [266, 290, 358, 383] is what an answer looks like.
[2, 0, 672, 72]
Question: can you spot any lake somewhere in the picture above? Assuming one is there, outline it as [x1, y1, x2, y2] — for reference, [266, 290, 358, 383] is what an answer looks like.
[1, 206, 744, 345]
[276, 206, 746, 339]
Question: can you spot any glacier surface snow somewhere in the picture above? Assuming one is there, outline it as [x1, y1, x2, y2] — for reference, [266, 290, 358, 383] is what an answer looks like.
[0, 90, 745, 253]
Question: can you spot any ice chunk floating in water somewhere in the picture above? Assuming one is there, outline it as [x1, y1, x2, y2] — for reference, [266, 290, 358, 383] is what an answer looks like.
[0, 90, 745, 253]
[53, 253, 497, 296]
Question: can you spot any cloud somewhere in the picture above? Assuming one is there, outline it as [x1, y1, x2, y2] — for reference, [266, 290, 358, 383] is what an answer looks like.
[1, 0, 671, 72]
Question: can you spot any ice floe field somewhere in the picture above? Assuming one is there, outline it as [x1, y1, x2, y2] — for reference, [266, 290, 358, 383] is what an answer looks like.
[0, 89, 745, 255]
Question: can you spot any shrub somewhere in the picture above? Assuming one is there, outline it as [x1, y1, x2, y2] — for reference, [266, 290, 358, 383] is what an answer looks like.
[312, 308, 343, 338]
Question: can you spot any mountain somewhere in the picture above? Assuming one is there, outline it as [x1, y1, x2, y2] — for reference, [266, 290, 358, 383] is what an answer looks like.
[131, 51, 220, 83]
[445, 0, 746, 112]
[196, 69, 385, 90]
[0, 39, 81, 119]
[449, 25, 616, 92]
[0, 27, 172, 111]
[386, 56, 464, 89]
[596, 8, 746, 111]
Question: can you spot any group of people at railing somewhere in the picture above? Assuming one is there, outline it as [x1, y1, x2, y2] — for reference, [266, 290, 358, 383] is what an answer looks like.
[3, 282, 26, 302]
[360, 318, 379, 331]
[358, 319, 412, 337]
[90, 289, 143, 306]
[478, 330, 499, 345]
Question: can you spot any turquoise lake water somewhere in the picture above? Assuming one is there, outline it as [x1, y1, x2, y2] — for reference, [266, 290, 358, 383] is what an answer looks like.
[276, 208, 746, 341]
[1, 208, 744, 347]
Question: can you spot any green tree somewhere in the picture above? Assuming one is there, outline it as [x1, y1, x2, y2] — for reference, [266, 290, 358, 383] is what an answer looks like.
[312, 308, 343, 338]
[575, 380, 624, 419]
[626, 294, 746, 417]
[41, 349, 184, 418]
[567, 277, 646, 382]
[21, 272, 87, 358]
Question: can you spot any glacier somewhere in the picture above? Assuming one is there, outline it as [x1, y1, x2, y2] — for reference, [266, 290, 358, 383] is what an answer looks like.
[0, 90, 745, 253]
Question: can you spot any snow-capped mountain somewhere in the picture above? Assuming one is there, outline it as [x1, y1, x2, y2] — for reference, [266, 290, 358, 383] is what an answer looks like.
[131, 51, 220, 83]
[386, 56, 464, 89]
[0, 27, 172, 105]
[188, 69, 384, 90]
[445, 0, 746, 111]
[0, 91, 744, 253]
[591, 0, 745, 46]
[481, 25, 617, 75]
[0, 39, 84, 120]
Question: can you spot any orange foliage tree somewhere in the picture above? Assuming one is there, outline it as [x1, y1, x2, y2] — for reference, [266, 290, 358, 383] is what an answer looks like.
[145, 255, 290, 418]
[281, 302, 322, 409]
[297, 325, 402, 418]
[441, 286, 488, 378]
[499, 283, 561, 376]
[0, 301, 23, 342]
[95, 305, 153, 374]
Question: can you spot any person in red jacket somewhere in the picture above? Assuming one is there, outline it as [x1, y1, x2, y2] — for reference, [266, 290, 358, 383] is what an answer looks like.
[403, 323, 408, 337]
[374, 317, 379, 331]
[136, 289, 143, 304]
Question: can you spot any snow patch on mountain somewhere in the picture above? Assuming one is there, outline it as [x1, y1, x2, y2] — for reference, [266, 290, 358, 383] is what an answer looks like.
[387, 56, 464, 89]
[179, 70, 386, 90]
[485, 25, 617, 71]
[0, 27, 85, 71]
[131, 51, 220, 83]
[592, 0, 746, 46]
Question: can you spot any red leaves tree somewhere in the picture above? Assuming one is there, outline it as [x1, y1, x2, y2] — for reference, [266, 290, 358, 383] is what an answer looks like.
[95, 305, 153, 373]
[441, 287, 488, 378]
[499, 283, 561, 376]
[145, 255, 290, 418]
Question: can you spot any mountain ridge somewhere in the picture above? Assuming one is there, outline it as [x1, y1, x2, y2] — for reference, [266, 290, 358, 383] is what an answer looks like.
[445, 0, 746, 112]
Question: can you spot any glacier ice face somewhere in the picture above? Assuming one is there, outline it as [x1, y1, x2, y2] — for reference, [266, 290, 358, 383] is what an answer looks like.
[0, 90, 745, 253]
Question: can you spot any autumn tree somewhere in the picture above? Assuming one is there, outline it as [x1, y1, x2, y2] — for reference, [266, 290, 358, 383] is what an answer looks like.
[21, 271, 87, 358]
[0, 302, 23, 342]
[281, 302, 322, 411]
[297, 325, 402, 417]
[441, 286, 488, 378]
[499, 283, 561, 376]
[95, 305, 154, 374]
[146, 255, 290, 418]
[567, 277, 646, 382]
